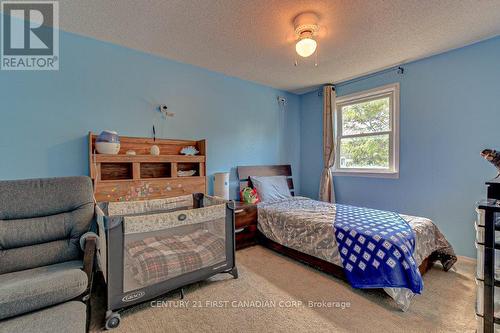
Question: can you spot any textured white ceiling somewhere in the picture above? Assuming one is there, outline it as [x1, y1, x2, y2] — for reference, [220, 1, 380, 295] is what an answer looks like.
[58, 0, 500, 93]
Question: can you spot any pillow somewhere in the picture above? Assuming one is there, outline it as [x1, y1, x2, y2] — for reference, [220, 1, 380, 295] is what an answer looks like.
[250, 176, 291, 202]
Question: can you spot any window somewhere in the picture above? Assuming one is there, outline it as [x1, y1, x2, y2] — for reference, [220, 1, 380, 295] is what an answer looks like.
[333, 83, 399, 178]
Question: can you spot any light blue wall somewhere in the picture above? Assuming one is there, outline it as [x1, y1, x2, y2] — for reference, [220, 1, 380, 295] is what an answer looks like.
[0, 30, 301, 198]
[2, 22, 498, 258]
[300, 36, 500, 257]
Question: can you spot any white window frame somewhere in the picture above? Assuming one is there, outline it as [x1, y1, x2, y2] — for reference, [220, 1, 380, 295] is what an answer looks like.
[333, 83, 400, 178]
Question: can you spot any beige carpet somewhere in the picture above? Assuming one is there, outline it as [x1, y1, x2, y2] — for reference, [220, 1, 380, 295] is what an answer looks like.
[91, 246, 476, 333]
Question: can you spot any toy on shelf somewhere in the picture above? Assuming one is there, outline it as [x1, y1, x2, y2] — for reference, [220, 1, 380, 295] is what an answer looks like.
[240, 186, 259, 204]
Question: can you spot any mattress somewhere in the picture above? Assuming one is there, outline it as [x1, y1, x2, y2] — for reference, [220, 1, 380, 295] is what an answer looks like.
[125, 229, 226, 288]
[257, 197, 457, 309]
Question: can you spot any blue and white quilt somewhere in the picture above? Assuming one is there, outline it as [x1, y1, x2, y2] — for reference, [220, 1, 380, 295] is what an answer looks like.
[333, 204, 423, 293]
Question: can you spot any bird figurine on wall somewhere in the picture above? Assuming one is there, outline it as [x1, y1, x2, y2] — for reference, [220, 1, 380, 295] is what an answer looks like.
[481, 149, 500, 178]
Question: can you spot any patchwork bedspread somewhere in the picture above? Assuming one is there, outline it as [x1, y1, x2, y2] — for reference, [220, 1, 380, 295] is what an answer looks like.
[125, 229, 226, 286]
[257, 197, 456, 310]
[334, 204, 423, 293]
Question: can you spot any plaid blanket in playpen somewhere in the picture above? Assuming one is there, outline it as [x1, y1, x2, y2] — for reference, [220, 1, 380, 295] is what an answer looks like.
[125, 229, 226, 286]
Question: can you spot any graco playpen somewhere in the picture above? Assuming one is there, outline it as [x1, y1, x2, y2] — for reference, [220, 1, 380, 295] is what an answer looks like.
[96, 193, 237, 329]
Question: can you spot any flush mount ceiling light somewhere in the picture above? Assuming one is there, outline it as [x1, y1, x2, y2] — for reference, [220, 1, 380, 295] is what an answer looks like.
[294, 12, 319, 58]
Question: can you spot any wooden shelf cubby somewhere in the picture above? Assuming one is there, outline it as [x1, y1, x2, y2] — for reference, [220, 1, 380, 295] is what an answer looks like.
[100, 162, 133, 181]
[177, 162, 201, 177]
[89, 133, 206, 202]
[140, 162, 172, 179]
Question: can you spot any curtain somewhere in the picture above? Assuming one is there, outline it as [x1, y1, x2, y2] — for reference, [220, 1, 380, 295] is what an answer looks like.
[319, 84, 336, 203]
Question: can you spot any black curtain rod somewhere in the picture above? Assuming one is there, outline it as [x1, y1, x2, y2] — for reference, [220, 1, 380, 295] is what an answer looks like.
[318, 66, 404, 95]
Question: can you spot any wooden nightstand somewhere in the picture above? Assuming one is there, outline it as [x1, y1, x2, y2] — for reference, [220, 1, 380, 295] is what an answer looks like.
[234, 202, 258, 250]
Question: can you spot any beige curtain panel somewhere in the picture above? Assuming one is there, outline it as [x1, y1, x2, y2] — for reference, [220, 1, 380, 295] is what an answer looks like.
[319, 84, 336, 203]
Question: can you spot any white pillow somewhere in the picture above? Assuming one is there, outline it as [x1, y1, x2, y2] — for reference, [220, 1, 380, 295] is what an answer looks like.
[250, 176, 292, 202]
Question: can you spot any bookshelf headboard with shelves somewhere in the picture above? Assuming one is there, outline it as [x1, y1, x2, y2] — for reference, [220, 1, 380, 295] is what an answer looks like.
[89, 132, 206, 202]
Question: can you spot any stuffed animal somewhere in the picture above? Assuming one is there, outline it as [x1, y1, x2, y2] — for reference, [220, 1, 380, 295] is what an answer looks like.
[481, 149, 500, 178]
[240, 187, 260, 204]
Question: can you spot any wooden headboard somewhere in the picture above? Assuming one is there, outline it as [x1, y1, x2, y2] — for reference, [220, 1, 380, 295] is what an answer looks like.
[237, 165, 294, 196]
[89, 132, 206, 202]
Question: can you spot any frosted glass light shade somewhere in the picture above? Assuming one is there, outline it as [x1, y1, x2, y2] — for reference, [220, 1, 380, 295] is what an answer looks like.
[295, 37, 317, 57]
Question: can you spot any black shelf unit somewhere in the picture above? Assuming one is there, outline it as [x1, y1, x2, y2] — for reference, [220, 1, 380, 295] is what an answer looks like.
[477, 178, 500, 333]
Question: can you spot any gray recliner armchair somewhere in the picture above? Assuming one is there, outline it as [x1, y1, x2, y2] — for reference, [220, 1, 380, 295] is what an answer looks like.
[0, 176, 98, 332]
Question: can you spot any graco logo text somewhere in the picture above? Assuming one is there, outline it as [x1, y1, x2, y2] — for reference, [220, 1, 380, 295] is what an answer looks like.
[1, 0, 59, 70]
[122, 291, 145, 303]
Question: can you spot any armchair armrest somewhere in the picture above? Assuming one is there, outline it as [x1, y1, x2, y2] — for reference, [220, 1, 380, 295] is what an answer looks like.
[94, 205, 108, 280]
[81, 232, 98, 296]
[81, 232, 98, 282]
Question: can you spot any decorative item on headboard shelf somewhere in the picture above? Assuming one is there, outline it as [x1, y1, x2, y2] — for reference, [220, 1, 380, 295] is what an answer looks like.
[95, 130, 120, 154]
[178, 170, 196, 177]
[150, 126, 160, 156]
[88, 132, 207, 202]
[150, 145, 160, 156]
[180, 146, 199, 156]
[481, 149, 500, 178]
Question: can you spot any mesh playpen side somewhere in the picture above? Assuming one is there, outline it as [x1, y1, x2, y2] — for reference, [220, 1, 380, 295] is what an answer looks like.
[97, 193, 237, 321]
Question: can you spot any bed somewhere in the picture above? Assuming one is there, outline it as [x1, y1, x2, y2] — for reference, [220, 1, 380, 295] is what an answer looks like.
[237, 165, 457, 310]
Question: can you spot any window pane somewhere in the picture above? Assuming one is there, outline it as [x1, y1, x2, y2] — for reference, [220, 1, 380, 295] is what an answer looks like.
[339, 134, 389, 169]
[341, 97, 390, 135]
